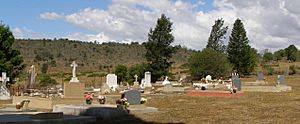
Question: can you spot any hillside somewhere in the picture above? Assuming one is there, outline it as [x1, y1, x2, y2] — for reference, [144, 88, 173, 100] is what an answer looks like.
[13, 39, 194, 73]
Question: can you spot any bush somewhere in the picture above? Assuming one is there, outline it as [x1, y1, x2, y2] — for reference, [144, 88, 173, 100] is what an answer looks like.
[38, 74, 57, 87]
[188, 48, 232, 80]
[264, 65, 274, 75]
[289, 65, 297, 75]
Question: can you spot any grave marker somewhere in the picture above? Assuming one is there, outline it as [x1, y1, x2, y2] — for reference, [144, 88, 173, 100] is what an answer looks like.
[106, 74, 118, 89]
[122, 90, 141, 105]
[257, 72, 264, 81]
[144, 71, 152, 87]
[277, 75, 285, 85]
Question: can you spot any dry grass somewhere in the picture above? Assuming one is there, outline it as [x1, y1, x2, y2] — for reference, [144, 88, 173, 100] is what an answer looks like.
[134, 75, 300, 124]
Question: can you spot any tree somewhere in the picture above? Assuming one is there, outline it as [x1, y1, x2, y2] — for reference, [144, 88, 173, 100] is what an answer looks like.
[206, 18, 228, 53]
[285, 44, 298, 62]
[0, 22, 25, 85]
[145, 14, 176, 82]
[114, 65, 128, 84]
[127, 63, 149, 84]
[263, 52, 273, 62]
[188, 48, 231, 79]
[274, 49, 286, 61]
[227, 19, 257, 76]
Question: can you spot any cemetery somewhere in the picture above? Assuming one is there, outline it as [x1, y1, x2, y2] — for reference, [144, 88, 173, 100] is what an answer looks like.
[1, 3, 300, 123]
[0, 60, 298, 123]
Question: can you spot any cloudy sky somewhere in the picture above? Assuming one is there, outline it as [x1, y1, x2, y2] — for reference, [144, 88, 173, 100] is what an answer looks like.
[0, 0, 299, 52]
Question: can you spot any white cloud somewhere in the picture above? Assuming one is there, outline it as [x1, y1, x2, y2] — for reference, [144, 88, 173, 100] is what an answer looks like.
[11, 27, 48, 39]
[39, 12, 63, 20]
[38, 0, 300, 51]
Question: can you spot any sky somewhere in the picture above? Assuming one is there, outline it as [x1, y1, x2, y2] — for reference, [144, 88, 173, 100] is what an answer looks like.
[1, 0, 300, 52]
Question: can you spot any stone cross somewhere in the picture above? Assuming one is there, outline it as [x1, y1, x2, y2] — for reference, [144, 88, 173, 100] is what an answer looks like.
[134, 74, 138, 82]
[70, 61, 78, 78]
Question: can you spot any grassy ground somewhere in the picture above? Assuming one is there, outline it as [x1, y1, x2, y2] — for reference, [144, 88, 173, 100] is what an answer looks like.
[131, 75, 300, 124]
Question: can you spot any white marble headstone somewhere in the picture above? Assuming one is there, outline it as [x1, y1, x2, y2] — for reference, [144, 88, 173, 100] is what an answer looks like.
[144, 71, 152, 87]
[205, 75, 212, 83]
[106, 74, 118, 89]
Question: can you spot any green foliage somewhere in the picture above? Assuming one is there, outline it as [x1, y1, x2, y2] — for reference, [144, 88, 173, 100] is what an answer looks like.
[285, 45, 298, 62]
[274, 49, 286, 60]
[206, 18, 228, 53]
[263, 52, 273, 62]
[0, 22, 25, 84]
[38, 74, 57, 87]
[41, 63, 48, 74]
[263, 65, 274, 75]
[188, 48, 232, 80]
[289, 65, 297, 75]
[145, 14, 176, 82]
[227, 19, 257, 76]
[114, 65, 128, 84]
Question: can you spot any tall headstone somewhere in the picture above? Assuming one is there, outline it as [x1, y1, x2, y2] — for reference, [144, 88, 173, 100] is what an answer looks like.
[257, 72, 264, 81]
[64, 61, 84, 98]
[70, 61, 79, 83]
[231, 73, 241, 91]
[27, 65, 36, 89]
[106, 74, 118, 89]
[122, 90, 141, 105]
[144, 71, 152, 87]
[277, 75, 285, 85]
[0, 72, 10, 99]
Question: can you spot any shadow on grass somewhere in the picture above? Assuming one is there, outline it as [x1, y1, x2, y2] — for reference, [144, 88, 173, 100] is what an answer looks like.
[83, 107, 184, 124]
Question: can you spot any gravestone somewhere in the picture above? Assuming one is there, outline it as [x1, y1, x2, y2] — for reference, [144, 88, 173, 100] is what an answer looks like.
[232, 75, 241, 91]
[133, 74, 139, 86]
[70, 61, 79, 82]
[257, 72, 264, 81]
[27, 65, 36, 89]
[144, 71, 152, 87]
[64, 61, 84, 98]
[122, 90, 141, 105]
[0, 72, 11, 100]
[277, 75, 285, 85]
[106, 74, 118, 89]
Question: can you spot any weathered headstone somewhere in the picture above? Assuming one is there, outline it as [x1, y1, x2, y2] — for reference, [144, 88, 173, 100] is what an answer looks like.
[70, 61, 79, 83]
[27, 65, 36, 89]
[0, 72, 11, 99]
[122, 90, 141, 105]
[277, 75, 285, 85]
[106, 74, 118, 89]
[144, 71, 152, 87]
[232, 74, 241, 91]
[257, 72, 264, 81]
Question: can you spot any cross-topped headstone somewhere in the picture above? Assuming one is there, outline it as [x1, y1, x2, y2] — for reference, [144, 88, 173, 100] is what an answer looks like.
[71, 61, 78, 78]
[69, 61, 79, 82]
[134, 75, 138, 82]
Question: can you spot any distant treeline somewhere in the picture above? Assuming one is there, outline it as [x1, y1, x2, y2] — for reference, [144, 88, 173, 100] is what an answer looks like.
[12, 38, 194, 73]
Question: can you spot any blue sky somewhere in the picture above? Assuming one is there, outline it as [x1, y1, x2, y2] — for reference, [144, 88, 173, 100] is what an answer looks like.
[0, 0, 299, 51]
